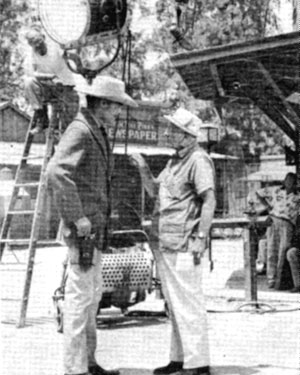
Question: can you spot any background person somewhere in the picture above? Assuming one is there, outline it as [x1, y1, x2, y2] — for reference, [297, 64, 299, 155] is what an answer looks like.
[130, 108, 216, 375]
[286, 214, 300, 293]
[47, 75, 137, 375]
[256, 172, 300, 289]
[24, 27, 79, 134]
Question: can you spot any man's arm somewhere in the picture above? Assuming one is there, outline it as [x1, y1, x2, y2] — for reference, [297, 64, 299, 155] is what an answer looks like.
[198, 188, 216, 238]
[189, 152, 216, 262]
[33, 71, 56, 80]
[190, 188, 216, 263]
[46, 124, 91, 236]
[255, 187, 275, 215]
[129, 153, 159, 198]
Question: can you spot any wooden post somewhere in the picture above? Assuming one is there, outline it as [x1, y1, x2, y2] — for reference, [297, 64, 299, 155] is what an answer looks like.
[242, 225, 257, 302]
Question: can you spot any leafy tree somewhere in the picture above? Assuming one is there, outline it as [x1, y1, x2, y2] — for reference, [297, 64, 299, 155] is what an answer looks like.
[0, 0, 32, 106]
[154, 0, 288, 157]
[1, 0, 288, 157]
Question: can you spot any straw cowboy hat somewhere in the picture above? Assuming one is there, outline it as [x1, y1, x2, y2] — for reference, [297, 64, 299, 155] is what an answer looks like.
[164, 107, 210, 143]
[77, 75, 138, 108]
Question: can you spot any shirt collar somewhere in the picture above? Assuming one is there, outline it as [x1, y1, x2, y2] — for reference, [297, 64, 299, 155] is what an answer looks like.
[174, 140, 199, 159]
[81, 107, 105, 131]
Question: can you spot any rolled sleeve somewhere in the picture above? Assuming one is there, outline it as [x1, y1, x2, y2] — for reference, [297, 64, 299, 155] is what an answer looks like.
[190, 153, 215, 196]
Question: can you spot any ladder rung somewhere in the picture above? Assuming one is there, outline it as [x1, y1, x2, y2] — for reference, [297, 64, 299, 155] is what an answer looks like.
[15, 182, 39, 188]
[0, 239, 62, 246]
[22, 155, 44, 161]
[7, 210, 35, 215]
[0, 239, 31, 245]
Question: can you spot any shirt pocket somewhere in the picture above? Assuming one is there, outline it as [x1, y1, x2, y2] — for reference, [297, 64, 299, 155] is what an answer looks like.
[164, 178, 187, 199]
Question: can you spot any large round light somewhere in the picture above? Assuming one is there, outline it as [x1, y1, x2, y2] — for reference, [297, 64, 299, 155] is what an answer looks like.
[38, 0, 127, 49]
[39, 0, 90, 46]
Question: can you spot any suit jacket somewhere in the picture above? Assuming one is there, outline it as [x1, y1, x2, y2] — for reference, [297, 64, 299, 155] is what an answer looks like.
[47, 107, 113, 249]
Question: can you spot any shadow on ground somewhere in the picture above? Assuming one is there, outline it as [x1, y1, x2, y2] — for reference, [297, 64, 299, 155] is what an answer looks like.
[119, 365, 262, 375]
[119, 369, 152, 375]
[225, 269, 294, 293]
[211, 365, 260, 374]
[97, 314, 168, 330]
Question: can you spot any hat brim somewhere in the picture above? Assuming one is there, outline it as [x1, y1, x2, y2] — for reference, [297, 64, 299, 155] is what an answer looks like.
[164, 115, 197, 137]
[77, 86, 138, 108]
[104, 94, 138, 108]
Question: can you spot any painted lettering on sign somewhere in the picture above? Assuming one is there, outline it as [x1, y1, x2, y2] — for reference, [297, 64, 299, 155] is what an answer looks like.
[108, 119, 158, 144]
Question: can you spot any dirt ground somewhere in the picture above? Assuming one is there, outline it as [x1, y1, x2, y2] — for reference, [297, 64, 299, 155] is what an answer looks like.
[1, 239, 299, 375]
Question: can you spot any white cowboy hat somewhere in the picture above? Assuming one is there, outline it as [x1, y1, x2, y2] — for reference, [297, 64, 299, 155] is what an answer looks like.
[164, 107, 219, 143]
[164, 107, 210, 141]
[77, 75, 138, 108]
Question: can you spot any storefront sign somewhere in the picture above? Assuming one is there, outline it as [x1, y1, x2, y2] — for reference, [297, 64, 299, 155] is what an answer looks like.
[108, 118, 158, 145]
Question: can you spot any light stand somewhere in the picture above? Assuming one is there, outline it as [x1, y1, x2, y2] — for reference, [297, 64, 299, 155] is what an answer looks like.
[38, 0, 127, 83]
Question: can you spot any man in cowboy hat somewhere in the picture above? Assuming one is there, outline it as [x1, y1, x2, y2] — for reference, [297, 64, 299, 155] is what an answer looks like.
[130, 107, 216, 375]
[47, 75, 137, 375]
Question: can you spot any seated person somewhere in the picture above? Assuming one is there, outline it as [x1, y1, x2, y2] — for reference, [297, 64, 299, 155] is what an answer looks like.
[286, 215, 300, 293]
[24, 26, 79, 134]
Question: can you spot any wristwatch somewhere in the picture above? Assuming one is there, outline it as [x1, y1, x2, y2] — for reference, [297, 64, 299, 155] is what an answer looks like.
[198, 232, 207, 240]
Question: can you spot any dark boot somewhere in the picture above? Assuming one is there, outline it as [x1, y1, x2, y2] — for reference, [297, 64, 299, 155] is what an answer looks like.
[153, 361, 183, 375]
[88, 364, 120, 375]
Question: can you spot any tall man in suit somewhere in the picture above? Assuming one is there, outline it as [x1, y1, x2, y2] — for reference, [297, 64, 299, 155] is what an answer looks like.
[47, 76, 137, 375]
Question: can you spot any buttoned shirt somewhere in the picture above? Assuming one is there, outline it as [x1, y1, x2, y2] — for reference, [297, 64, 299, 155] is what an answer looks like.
[157, 142, 215, 252]
[256, 186, 300, 226]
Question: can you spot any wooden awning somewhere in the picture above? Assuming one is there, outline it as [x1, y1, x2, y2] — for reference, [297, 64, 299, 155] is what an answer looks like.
[170, 32, 300, 141]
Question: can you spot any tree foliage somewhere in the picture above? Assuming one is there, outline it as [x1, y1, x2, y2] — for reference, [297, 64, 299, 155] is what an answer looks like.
[1, 0, 291, 156]
[154, 0, 289, 157]
[0, 0, 32, 105]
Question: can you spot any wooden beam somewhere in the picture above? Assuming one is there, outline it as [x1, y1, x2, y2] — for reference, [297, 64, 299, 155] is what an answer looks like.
[210, 64, 226, 97]
[171, 32, 299, 68]
[256, 61, 299, 129]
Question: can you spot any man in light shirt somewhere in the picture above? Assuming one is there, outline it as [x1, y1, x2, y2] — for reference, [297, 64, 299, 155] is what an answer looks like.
[131, 108, 216, 375]
[256, 172, 300, 288]
[24, 27, 79, 134]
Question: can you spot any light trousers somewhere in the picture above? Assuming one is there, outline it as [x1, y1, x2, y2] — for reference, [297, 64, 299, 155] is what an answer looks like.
[24, 76, 79, 128]
[287, 247, 300, 288]
[155, 249, 210, 369]
[64, 247, 102, 375]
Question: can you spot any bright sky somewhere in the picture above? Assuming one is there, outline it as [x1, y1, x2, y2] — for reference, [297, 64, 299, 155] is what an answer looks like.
[277, 0, 294, 32]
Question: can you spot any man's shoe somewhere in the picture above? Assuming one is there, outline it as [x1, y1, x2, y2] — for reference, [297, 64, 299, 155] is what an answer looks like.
[178, 367, 210, 375]
[153, 361, 183, 375]
[290, 286, 300, 293]
[88, 364, 120, 375]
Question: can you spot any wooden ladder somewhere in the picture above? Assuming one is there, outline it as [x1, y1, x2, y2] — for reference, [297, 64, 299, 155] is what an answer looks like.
[0, 102, 61, 327]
